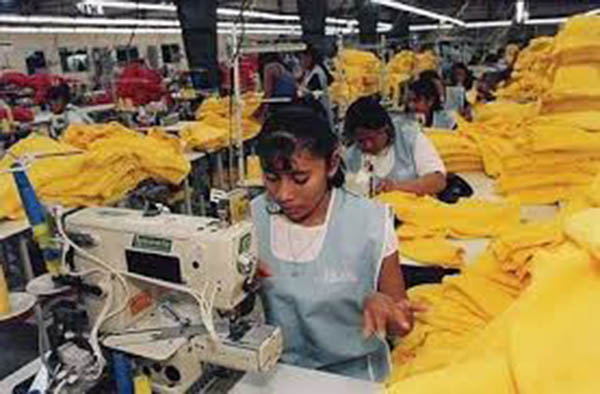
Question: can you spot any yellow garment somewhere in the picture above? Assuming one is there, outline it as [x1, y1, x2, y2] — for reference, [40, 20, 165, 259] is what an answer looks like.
[399, 237, 465, 268]
[184, 92, 262, 151]
[564, 208, 600, 260]
[330, 49, 383, 106]
[62, 122, 137, 149]
[425, 131, 483, 172]
[181, 114, 261, 152]
[377, 191, 520, 239]
[0, 265, 9, 315]
[496, 37, 554, 102]
[0, 129, 190, 220]
[388, 219, 600, 393]
[246, 155, 262, 181]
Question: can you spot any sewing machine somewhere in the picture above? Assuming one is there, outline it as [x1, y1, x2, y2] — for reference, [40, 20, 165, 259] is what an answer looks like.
[63, 207, 282, 393]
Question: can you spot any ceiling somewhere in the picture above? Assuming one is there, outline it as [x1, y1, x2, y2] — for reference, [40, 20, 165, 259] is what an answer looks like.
[12, 0, 598, 23]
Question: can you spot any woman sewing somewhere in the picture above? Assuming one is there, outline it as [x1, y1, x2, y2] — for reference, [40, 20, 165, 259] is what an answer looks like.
[345, 96, 447, 195]
[251, 104, 421, 381]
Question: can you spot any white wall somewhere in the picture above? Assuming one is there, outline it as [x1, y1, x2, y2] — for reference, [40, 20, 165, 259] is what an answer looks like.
[0, 32, 232, 83]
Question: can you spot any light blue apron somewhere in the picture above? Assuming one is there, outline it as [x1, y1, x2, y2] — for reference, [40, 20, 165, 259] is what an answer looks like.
[346, 116, 420, 183]
[251, 189, 391, 381]
[432, 109, 457, 130]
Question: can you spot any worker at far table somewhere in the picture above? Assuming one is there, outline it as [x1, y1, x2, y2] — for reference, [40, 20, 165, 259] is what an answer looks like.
[47, 83, 93, 139]
[408, 78, 457, 130]
[298, 45, 335, 131]
[345, 96, 447, 195]
[251, 105, 422, 382]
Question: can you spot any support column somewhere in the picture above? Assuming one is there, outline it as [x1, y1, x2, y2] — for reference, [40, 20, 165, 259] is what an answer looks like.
[297, 0, 327, 46]
[176, 0, 219, 91]
[356, 0, 380, 45]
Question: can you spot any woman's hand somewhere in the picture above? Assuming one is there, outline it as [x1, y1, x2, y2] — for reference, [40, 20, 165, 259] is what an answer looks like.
[362, 292, 426, 339]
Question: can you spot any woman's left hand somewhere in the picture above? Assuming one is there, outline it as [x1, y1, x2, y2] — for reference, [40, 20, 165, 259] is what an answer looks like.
[363, 292, 425, 339]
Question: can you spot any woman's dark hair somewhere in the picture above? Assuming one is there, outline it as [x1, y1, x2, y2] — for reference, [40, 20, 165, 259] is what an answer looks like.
[410, 78, 443, 112]
[344, 95, 395, 141]
[257, 52, 287, 83]
[418, 69, 442, 83]
[257, 104, 344, 187]
[46, 83, 71, 103]
[450, 62, 474, 90]
[302, 45, 334, 86]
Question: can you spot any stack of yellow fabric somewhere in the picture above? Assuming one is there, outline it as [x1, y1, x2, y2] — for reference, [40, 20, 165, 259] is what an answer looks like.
[541, 15, 600, 114]
[0, 127, 190, 220]
[463, 101, 600, 203]
[496, 37, 555, 102]
[330, 49, 383, 106]
[386, 173, 600, 393]
[376, 191, 520, 267]
[183, 92, 262, 151]
[384, 50, 439, 105]
[424, 129, 484, 173]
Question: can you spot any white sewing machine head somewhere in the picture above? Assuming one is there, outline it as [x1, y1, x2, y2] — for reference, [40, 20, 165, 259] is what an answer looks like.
[63, 207, 281, 393]
[65, 207, 256, 311]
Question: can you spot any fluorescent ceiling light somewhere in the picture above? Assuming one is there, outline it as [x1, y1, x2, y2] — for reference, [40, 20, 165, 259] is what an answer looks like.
[371, 0, 465, 26]
[0, 14, 307, 30]
[80, 1, 376, 27]
[467, 20, 513, 28]
[525, 17, 567, 25]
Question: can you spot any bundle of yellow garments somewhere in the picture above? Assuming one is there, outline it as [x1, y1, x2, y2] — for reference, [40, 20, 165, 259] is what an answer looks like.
[183, 92, 262, 151]
[330, 49, 383, 106]
[541, 15, 600, 114]
[496, 37, 554, 102]
[0, 127, 190, 220]
[424, 129, 484, 173]
[375, 191, 520, 267]
[384, 50, 439, 105]
[386, 174, 600, 393]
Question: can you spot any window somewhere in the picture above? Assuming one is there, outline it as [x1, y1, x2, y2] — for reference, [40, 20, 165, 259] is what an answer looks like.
[161, 44, 181, 64]
[59, 47, 91, 72]
[25, 50, 47, 75]
[116, 46, 140, 64]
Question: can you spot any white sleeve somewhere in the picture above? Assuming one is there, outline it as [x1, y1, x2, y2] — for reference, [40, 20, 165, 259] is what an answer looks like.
[414, 132, 447, 177]
[383, 211, 399, 258]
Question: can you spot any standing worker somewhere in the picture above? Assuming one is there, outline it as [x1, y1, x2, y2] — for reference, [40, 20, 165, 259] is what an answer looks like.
[46, 83, 93, 139]
[251, 105, 421, 381]
[345, 96, 447, 195]
[252, 53, 297, 122]
[298, 46, 335, 131]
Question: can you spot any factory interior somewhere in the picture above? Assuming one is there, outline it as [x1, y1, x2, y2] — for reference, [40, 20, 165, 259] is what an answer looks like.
[1, 0, 600, 393]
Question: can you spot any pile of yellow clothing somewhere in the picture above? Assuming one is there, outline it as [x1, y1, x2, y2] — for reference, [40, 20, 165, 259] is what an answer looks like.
[386, 173, 600, 394]
[330, 49, 382, 106]
[424, 129, 484, 173]
[496, 37, 555, 102]
[385, 50, 439, 105]
[462, 100, 600, 203]
[541, 15, 600, 114]
[376, 191, 520, 267]
[183, 92, 262, 151]
[0, 127, 190, 220]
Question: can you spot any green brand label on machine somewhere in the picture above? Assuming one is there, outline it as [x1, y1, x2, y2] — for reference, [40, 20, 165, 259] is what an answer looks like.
[133, 235, 173, 253]
[239, 233, 251, 254]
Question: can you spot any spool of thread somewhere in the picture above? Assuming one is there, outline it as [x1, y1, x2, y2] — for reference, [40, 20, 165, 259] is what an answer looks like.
[246, 155, 262, 180]
[133, 374, 152, 394]
[112, 352, 133, 394]
[0, 265, 10, 315]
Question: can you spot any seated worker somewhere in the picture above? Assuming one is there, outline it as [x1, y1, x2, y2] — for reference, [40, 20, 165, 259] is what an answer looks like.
[47, 83, 93, 139]
[345, 96, 447, 195]
[298, 46, 335, 131]
[252, 105, 421, 381]
[409, 78, 457, 130]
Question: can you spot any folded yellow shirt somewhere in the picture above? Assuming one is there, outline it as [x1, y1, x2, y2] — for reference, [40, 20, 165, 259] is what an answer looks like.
[399, 237, 465, 267]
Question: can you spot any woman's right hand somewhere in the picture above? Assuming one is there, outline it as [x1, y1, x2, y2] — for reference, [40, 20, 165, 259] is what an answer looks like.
[257, 260, 272, 278]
